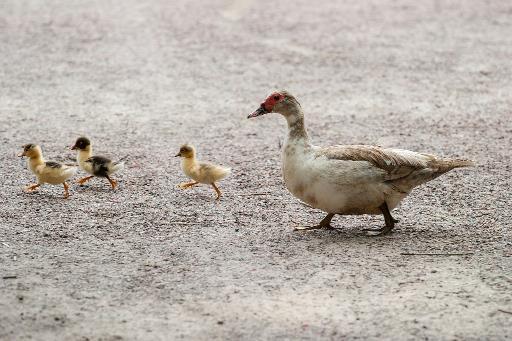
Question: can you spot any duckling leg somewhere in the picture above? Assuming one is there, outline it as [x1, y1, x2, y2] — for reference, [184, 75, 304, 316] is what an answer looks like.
[106, 175, 117, 189]
[211, 182, 222, 200]
[25, 184, 41, 192]
[63, 182, 70, 199]
[364, 202, 396, 236]
[77, 175, 94, 186]
[179, 181, 199, 189]
[294, 213, 336, 231]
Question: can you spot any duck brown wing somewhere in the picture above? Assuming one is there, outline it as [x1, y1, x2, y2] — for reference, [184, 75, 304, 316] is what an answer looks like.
[45, 161, 62, 168]
[316, 145, 431, 180]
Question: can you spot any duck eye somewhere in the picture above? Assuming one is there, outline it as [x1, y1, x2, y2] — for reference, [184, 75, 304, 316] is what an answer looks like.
[273, 95, 280, 101]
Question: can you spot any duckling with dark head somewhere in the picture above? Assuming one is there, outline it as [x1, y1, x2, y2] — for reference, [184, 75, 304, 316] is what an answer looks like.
[71, 137, 124, 189]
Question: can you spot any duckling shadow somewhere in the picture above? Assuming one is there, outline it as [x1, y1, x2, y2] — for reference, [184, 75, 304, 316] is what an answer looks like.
[175, 189, 219, 204]
[74, 184, 117, 193]
[21, 190, 69, 203]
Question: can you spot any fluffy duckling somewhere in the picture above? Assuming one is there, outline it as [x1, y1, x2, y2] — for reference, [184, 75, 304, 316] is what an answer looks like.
[175, 144, 231, 200]
[18, 144, 76, 198]
[248, 91, 474, 235]
[71, 137, 124, 189]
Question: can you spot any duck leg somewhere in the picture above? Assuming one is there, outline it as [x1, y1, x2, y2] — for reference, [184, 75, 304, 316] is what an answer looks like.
[63, 182, 70, 199]
[179, 181, 199, 189]
[363, 202, 396, 236]
[211, 182, 222, 200]
[77, 175, 94, 186]
[106, 175, 117, 189]
[294, 213, 336, 231]
[25, 184, 41, 192]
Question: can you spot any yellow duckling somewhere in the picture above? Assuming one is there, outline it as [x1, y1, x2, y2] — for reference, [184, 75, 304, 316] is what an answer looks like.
[18, 144, 77, 198]
[175, 144, 231, 200]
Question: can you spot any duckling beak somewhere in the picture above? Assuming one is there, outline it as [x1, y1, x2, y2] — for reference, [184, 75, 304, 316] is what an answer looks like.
[247, 104, 269, 119]
[70, 144, 78, 150]
[17, 151, 25, 157]
[175, 152, 181, 157]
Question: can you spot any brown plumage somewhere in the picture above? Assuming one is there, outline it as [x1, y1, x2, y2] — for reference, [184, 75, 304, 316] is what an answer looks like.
[318, 144, 474, 176]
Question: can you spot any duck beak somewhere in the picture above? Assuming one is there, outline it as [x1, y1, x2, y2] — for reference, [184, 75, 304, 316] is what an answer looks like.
[18, 151, 25, 157]
[175, 152, 181, 157]
[247, 104, 269, 119]
[71, 145, 77, 150]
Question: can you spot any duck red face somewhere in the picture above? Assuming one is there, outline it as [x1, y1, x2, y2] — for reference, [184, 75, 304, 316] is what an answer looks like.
[248, 92, 285, 118]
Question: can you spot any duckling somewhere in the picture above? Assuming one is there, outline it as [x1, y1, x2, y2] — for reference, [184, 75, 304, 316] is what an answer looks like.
[248, 91, 475, 235]
[71, 137, 124, 189]
[18, 144, 77, 198]
[175, 144, 231, 200]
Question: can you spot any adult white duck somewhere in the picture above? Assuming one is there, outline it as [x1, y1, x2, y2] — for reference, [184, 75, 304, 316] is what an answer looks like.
[248, 90, 474, 235]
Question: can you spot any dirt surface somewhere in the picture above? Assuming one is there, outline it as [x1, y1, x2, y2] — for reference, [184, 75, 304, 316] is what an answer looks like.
[1, 0, 511, 340]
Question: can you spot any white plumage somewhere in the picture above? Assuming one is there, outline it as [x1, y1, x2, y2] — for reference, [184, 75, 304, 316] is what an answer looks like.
[249, 91, 474, 235]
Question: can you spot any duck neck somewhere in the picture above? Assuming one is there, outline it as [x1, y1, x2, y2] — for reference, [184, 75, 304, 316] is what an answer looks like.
[181, 156, 197, 170]
[28, 155, 44, 171]
[77, 148, 92, 163]
[285, 108, 310, 145]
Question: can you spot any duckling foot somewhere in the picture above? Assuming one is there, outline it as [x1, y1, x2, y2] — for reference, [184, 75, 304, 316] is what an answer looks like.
[106, 176, 118, 189]
[179, 181, 198, 189]
[77, 175, 94, 186]
[211, 183, 222, 200]
[294, 213, 338, 231]
[63, 182, 70, 199]
[363, 203, 396, 236]
[24, 184, 40, 193]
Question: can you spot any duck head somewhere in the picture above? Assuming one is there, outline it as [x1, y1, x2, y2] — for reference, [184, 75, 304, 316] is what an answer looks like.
[18, 144, 41, 158]
[71, 137, 91, 151]
[175, 144, 195, 158]
[248, 90, 301, 119]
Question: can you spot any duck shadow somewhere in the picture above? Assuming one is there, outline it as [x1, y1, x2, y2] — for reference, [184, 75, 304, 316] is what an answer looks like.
[20, 190, 70, 203]
[288, 221, 419, 245]
[173, 188, 220, 204]
[73, 184, 118, 194]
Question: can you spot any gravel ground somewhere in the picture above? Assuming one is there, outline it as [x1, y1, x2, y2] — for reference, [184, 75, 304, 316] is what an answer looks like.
[1, 0, 511, 340]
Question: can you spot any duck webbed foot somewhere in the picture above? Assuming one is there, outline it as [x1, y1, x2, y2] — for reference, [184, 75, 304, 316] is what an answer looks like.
[25, 184, 41, 192]
[364, 202, 397, 236]
[106, 175, 118, 189]
[294, 213, 337, 231]
[77, 175, 94, 186]
[63, 182, 70, 199]
[211, 182, 222, 200]
[179, 181, 198, 189]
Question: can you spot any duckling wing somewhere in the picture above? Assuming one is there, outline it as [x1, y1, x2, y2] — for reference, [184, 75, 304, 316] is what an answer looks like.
[89, 156, 112, 164]
[87, 156, 112, 177]
[45, 161, 63, 168]
[38, 161, 76, 183]
[198, 162, 231, 183]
